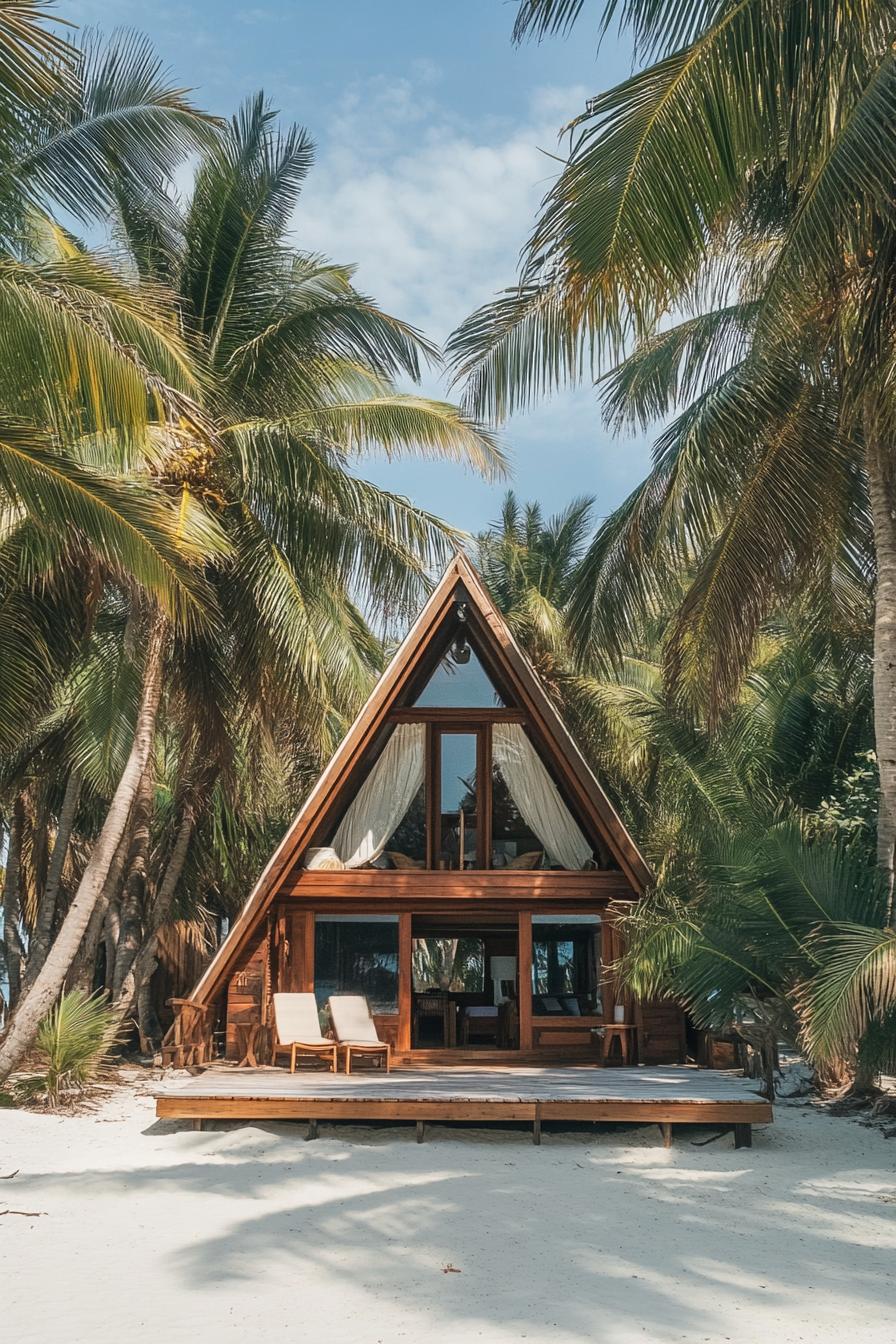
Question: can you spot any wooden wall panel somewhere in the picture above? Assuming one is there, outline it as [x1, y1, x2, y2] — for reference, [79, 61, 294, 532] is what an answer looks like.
[282, 869, 632, 907]
[275, 908, 314, 993]
[372, 1014, 399, 1047]
[225, 925, 269, 1059]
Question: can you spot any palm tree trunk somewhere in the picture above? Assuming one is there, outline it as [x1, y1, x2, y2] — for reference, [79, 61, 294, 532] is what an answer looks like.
[0, 612, 167, 1084]
[67, 824, 130, 995]
[865, 431, 896, 924]
[0, 795, 26, 1010]
[22, 768, 82, 993]
[107, 804, 195, 1048]
[112, 767, 154, 998]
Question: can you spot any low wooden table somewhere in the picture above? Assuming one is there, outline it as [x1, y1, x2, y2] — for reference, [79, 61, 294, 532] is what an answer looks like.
[601, 1023, 637, 1065]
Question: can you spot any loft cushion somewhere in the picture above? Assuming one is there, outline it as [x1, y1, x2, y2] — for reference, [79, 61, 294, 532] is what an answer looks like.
[386, 850, 425, 869]
[273, 992, 328, 1045]
[506, 850, 543, 870]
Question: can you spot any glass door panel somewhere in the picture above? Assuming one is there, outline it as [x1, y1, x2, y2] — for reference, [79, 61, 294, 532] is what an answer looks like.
[437, 731, 479, 869]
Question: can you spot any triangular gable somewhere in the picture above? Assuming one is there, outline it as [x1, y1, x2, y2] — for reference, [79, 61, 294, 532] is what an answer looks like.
[190, 552, 652, 1006]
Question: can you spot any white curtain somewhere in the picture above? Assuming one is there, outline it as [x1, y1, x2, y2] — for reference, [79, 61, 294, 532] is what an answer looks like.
[492, 723, 592, 870]
[330, 722, 425, 868]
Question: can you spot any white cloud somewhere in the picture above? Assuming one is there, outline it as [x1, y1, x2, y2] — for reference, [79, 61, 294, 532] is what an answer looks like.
[296, 76, 587, 345]
[293, 74, 652, 532]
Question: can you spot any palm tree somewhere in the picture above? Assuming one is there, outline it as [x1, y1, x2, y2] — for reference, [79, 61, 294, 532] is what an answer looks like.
[450, 0, 896, 904]
[474, 489, 893, 1085]
[474, 491, 593, 702]
[0, 19, 227, 1072]
[0, 58, 505, 1076]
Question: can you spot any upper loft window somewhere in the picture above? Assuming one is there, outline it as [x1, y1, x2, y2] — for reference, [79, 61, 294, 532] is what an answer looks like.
[414, 646, 505, 709]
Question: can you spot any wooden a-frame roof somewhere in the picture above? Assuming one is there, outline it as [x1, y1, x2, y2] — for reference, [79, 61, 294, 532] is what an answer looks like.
[190, 552, 652, 1006]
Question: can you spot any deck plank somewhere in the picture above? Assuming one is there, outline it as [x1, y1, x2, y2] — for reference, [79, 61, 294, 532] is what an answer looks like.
[156, 1064, 768, 1107]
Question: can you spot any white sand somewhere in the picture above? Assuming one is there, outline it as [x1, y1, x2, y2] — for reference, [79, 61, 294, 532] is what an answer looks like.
[2, 1080, 894, 1344]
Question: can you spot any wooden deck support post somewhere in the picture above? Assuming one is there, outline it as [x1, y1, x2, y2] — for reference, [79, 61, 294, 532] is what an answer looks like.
[416, 1120, 426, 1143]
[733, 1124, 752, 1149]
[659, 1122, 672, 1148]
[532, 1105, 541, 1146]
[518, 912, 533, 1052]
[306, 1120, 319, 1141]
[398, 913, 412, 1053]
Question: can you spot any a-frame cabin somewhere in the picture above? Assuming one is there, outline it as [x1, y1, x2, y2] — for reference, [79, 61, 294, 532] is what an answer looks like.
[180, 553, 670, 1068]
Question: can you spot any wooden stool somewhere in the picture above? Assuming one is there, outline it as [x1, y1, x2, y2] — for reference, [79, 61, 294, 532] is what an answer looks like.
[601, 1024, 637, 1065]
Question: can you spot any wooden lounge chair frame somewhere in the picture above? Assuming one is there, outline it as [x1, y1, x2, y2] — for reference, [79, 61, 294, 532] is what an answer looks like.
[271, 992, 338, 1073]
[343, 1041, 391, 1074]
[327, 995, 391, 1074]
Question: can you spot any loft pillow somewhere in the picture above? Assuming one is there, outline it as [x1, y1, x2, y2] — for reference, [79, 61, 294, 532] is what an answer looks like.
[506, 850, 543, 870]
[387, 850, 425, 869]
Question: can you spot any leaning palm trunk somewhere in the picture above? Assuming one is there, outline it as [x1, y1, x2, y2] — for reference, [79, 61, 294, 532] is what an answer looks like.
[0, 614, 167, 1084]
[22, 768, 82, 993]
[67, 823, 132, 994]
[865, 429, 896, 925]
[106, 804, 195, 1050]
[112, 767, 154, 997]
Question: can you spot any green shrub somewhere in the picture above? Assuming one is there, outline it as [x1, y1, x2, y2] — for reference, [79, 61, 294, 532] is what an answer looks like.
[17, 991, 117, 1108]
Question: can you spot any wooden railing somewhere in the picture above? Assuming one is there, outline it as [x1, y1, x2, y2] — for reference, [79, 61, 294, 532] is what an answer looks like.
[160, 998, 213, 1068]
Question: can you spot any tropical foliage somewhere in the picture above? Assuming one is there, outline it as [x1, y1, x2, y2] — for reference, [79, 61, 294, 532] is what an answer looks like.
[0, 9, 502, 1085]
[451, 0, 896, 885]
[14, 989, 118, 1107]
[474, 488, 895, 1087]
[445, 0, 896, 1089]
[2, 0, 895, 1101]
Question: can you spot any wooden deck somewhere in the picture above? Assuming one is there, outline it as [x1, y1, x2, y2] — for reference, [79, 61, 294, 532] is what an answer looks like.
[155, 1065, 772, 1148]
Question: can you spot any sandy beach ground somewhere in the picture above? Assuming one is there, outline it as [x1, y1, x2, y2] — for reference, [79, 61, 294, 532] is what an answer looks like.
[2, 1078, 894, 1344]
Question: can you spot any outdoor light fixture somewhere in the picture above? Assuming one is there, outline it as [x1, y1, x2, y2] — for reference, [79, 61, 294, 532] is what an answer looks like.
[450, 601, 471, 663]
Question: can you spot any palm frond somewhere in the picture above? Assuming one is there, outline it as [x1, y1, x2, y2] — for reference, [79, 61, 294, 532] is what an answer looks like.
[14, 27, 219, 224]
[0, 419, 226, 627]
[802, 923, 896, 1064]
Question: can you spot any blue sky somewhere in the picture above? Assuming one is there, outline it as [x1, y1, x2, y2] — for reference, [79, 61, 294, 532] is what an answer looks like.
[66, 0, 652, 537]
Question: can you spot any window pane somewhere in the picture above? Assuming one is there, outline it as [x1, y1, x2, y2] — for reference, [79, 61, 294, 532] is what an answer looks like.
[314, 916, 398, 1013]
[438, 733, 477, 869]
[491, 764, 544, 867]
[532, 921, 601, 1014]
[412, 937, 485, 992]
[382, 781, 426, 866]
[415, 647, 504, 708]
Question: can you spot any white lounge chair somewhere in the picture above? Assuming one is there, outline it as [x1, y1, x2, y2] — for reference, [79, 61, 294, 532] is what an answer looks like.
[327, 995, 391, 1074]
[271, 992, 338, 1073]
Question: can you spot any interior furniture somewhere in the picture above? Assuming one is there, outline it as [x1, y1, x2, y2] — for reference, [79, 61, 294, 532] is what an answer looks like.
[601, 1023, 637, 1065]
[461, 1005, 501, 1045]
[413, 993, 457, 1047]
[490, 954, 517, 1006]
[271, 992, 338, 1073]
[530, 1014, 606, 1050]
[329, 994, 392, 1073]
